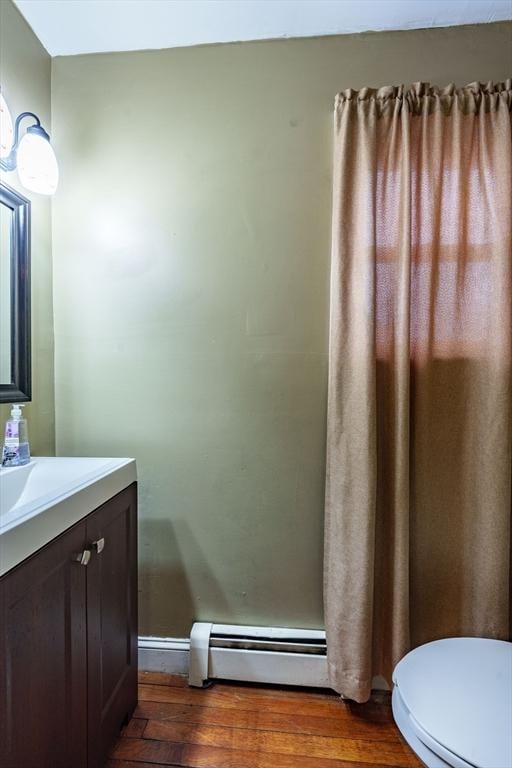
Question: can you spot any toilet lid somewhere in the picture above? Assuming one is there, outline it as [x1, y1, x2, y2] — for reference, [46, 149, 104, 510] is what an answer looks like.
[393, 638, 512, 768]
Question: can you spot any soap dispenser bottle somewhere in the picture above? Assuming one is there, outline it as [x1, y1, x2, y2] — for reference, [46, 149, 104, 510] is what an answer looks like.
[2, 404, 31, 467]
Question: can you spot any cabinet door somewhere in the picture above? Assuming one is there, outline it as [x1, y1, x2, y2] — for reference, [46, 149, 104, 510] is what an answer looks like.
[0, 521, 88, 768]
[86, 483, 138, 768]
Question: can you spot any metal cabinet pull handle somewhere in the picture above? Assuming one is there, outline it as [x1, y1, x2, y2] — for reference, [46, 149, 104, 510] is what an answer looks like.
[92, 538, 105, 554]
[74, 549, 91, 566]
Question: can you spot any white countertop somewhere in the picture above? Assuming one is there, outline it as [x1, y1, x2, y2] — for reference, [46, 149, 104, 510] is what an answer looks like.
[0, 457, 137, 576]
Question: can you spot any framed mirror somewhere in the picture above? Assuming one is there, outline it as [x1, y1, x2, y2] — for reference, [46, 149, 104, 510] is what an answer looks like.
[0, 182, 31, 402]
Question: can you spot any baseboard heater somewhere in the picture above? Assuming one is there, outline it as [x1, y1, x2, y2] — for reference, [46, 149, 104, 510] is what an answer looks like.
[188, 622, 330, 688]
[139, 624, 388, 692]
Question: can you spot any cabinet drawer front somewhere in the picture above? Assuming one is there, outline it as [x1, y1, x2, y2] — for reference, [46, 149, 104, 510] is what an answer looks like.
[0, 521, 88, 768]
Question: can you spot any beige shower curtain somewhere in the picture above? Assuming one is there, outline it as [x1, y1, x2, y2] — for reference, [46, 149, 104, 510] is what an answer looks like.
[324, 81, 512, 703]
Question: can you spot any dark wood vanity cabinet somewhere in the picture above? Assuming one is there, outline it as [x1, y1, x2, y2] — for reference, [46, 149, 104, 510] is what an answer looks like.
[0, 514, 89, 768]
[0, 483, 138, 768]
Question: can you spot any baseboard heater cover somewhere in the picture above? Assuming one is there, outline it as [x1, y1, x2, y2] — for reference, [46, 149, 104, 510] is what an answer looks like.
[188, 622, 330, 688]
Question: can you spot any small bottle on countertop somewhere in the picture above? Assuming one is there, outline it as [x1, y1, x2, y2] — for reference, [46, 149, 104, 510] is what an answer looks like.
[2, 404, 31, 467]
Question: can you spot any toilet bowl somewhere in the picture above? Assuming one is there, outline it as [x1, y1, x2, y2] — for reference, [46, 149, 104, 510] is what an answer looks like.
[392, 638, 512, 768]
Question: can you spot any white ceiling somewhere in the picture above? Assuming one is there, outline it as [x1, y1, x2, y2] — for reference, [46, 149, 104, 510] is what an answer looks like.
[14, 0, 512, 57]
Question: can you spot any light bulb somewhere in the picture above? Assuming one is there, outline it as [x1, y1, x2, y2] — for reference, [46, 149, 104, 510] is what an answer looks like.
[17, 127, 59, 195]
[0, 91, 14, 159]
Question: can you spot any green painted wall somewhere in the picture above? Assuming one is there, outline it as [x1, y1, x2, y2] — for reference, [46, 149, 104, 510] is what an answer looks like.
[0, 0, 54, 455]
[51, 22, 512, 637]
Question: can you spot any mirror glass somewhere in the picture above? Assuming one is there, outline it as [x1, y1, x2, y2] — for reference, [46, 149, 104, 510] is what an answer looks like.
[0, 198, 12, 383]
[0, 182, 31, 402]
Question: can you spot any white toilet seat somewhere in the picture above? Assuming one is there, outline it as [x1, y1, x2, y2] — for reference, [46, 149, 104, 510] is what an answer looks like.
[392, 685, 473, 768]
[392, 637, 512, 768]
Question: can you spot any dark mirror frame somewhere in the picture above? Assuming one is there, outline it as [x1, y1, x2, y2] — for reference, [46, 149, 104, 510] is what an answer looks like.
[0, 182, 31, 403]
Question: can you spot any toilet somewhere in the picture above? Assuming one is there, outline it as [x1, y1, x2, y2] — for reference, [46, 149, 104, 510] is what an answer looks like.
[392, 637, 512, 768]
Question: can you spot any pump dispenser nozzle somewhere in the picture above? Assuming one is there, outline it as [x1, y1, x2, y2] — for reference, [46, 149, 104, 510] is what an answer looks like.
[11, 404, 25, 420]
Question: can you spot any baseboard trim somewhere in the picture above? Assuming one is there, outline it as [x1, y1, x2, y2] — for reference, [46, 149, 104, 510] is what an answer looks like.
[138, 635, 190, 676]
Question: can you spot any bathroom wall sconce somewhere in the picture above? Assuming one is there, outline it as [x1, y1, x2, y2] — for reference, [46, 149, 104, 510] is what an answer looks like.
[0, 87, 58, 196]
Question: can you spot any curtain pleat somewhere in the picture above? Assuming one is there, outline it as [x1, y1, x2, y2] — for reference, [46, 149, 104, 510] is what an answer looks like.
[325, 80, 512, 703]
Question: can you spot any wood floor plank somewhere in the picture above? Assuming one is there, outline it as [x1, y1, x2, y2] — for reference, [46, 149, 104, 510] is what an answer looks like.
[122, 718, 149, 738]
[143, 720, 415, 767]
[111, 738, 181, 765]
[196, 680, 392, 714]
[344, 698, 394, 725]
[139, 671, 189, 688]
[107, 761, 181, 768]
[138, 683, 361, 719]
[133, 699, 400, 742]
[110, 737, 417, 768]
[208, 681, 341, 702]
[216, 684, 394, 724]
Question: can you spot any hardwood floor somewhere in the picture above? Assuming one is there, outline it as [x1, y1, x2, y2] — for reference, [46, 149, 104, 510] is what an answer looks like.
[108, 672, 422, 768]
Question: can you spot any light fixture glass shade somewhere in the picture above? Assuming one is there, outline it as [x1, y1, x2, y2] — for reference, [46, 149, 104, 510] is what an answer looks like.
[17, 129, 59, 195]
[0, 91, 14, 159]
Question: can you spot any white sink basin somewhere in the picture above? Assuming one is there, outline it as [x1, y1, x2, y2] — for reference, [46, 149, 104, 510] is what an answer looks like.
[0, 457, 136, 576]
[0, 461, 36, 518]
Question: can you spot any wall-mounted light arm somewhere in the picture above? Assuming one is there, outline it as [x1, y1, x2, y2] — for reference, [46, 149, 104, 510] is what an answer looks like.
[0, 112, 47, 171]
